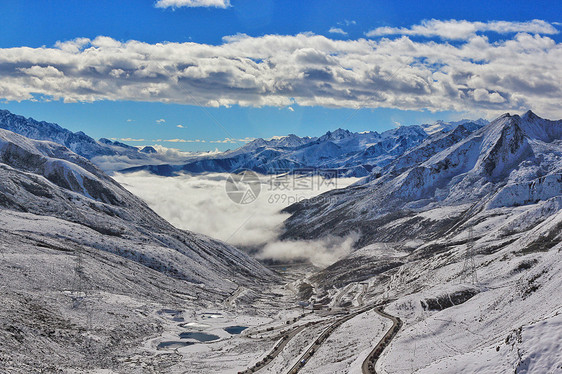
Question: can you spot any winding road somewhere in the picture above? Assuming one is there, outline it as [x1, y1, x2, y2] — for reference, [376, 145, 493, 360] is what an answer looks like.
[361, 308, 402, 374]
[240, 319, 326, 374]
[240, 298, 401, 374]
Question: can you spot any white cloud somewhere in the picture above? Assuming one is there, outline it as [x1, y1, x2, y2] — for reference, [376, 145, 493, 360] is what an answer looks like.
[209, 137, 255, 143]
[472, 88, 505, 103]
[17, 65, 64, 78]
[126, 119, 134, 122]
[113, 172, 359, 266]
[147, 144, 193, 157]
[119, 137, 145, 142]
[287, 106, 295, 112]
[366, 19, 558, 40]
[256, 234, 358, 267]
[91, 144, 196, 172]
[155, 0, 230, 8]
[163, 138, 206, 143]
[176, 124, 185, 128]
[156, 118, 166, 123]
[329, 27, 348, 35]
[0, 25, 561, 117]
[338, 20, 356, 26]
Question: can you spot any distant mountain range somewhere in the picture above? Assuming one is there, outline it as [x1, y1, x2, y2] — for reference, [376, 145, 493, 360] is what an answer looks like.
[0, 109, 147, 160]
[0, 109, 489, 177]
[120, 120, 488, 177]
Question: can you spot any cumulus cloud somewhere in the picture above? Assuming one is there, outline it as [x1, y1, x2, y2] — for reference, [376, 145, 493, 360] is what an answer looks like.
[155, 0, 230, 9]
[113, 172, 359, 266]
[147, 144, 201, 158]
[0, 24, 561, 117]
[329, 27, 348, 35]
[176, 124, 185, 128]
[156, 118, 166, 123]
[366, 19, 559, 40]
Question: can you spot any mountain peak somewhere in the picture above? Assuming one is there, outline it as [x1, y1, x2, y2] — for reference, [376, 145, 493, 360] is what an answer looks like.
[522, 110, 540, 120]
[320, 128, 353, 141]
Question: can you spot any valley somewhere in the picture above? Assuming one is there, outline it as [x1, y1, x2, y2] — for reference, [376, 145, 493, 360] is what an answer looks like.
[0, 110, 560, 373]
[1, 3, 561, 373]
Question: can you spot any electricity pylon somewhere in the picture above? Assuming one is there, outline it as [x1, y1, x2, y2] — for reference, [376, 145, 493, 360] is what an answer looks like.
[461, 226, 478, 285]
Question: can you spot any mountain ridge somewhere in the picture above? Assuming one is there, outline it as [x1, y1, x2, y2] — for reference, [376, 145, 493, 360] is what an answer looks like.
[121, 121, 486, 177]
[281, 111, 562, 248]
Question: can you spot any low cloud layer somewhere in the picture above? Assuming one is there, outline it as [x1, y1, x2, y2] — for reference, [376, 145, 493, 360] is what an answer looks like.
[0, 20, 560, 117]
[113, 171, 359, 266]
[257, 234, 359, 267]
[91, 144, 220, 171]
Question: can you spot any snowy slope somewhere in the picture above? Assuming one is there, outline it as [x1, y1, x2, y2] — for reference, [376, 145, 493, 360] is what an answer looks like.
[0, 128, 274, 288]
[0, 128, 285, 373]
[282, 111, 562, 247]
[420, 118, 488, 135]
[280, 111, 561, 374]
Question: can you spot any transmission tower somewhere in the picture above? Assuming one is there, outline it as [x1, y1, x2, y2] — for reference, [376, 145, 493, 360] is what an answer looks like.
[73, 247, 85, 305]
[460, 226, 478, 285]
[73, 246, 95, 337]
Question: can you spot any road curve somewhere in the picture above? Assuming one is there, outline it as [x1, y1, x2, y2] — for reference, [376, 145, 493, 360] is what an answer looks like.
[286, 304, 379, 374]
[240, 320, 325, 374]
[361, 308, 402, 374]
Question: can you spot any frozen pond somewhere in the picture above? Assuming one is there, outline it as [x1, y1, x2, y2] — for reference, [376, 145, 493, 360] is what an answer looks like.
[224, 326, 248, 334]
[157, 341, 195, 349]
[179, 331, 220, 342]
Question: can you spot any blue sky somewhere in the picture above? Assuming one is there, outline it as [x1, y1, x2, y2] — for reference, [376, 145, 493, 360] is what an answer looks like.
[0, 0, 560, 151]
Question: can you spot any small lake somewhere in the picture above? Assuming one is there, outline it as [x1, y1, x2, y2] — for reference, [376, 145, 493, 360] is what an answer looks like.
[157, 341, 195, 349]
[224, 326, 248, 334]
[179, 331, 220, 342]
[159, 309, 182, 315]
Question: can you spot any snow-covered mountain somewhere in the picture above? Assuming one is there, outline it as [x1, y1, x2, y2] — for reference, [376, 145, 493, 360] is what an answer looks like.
[0, 127, 281, 372]
[274, 111, 561, 373]
[282, 111, 561, 246]
[0, 109, 488, 178]
[122, 125, 472, 177]
[1, 109, 559, 373]
[420, 118, 488, 135]
[0, 109, 146, 160]
[0, 109, 205, 172]
[0, 128, 274, 288]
